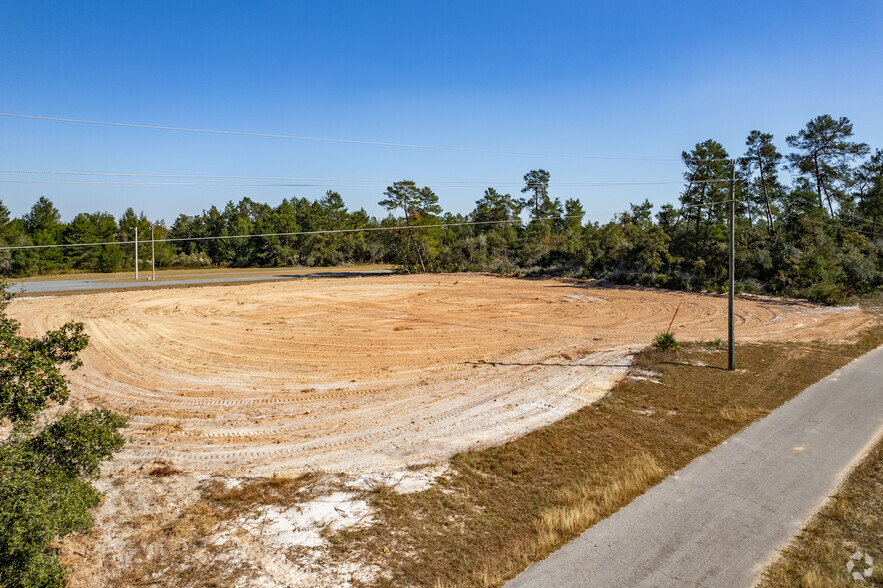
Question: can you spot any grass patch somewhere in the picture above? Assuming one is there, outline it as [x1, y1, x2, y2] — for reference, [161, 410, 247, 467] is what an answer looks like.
[203, 472, 322, 512]
[719, 404, 767, 423]
[758, 436, 883, 587]
[327, 327, 883, 587]
[147, 463, 182, 477]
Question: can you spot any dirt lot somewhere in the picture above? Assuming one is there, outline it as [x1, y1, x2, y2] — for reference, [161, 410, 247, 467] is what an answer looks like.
[9, 274, 873, 476]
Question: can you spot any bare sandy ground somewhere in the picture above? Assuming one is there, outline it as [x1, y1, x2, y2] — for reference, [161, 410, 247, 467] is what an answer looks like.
[9, 274, 873, 477]
[10, 274, 876, 587]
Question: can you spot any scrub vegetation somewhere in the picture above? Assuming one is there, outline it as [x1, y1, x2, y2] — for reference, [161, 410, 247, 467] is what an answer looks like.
[2, 115, 881, 304]
[0, 283, 126, 587]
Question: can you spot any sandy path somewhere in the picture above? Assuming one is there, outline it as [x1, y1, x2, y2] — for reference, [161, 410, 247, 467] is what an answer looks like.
[9, 274, 873, 475]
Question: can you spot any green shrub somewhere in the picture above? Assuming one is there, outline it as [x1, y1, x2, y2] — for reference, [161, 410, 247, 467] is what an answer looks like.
[0, 283, 127, 587]
[653, 332, 680, 351]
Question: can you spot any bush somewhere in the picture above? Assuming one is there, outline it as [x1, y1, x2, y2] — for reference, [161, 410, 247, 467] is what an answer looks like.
[174, 251, 213, 269]
[796, 280, 847, 305]
[653, 332, 680, 351]
[0, 283, 127, 587]
[736, 278, 765, 295]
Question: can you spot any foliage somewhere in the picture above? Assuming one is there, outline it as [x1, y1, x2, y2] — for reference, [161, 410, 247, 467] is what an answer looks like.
[741, 130, 784, 233]
[786, 115, 870, 217]
[1, 114, 881, 304]
[378, 181, 443, 271]
[0, 283, 127, 587]
[653, 332, 680, 351]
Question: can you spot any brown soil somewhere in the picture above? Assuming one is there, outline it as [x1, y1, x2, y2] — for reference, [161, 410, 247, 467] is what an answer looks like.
[8, 274, 874, 476]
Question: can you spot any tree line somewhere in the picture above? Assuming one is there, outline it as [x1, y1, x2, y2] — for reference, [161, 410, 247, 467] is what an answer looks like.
[1, 114, 881, 304]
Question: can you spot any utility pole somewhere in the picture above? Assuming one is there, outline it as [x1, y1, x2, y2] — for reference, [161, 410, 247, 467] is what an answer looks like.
[151, 226, 156, 281]
[728, 159, 736, 371]
[134, 226, 139, 280]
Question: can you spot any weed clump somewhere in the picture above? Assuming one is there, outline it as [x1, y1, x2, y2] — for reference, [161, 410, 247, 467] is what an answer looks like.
[653, 332, 680, 351]
[148, 464, 182, 477]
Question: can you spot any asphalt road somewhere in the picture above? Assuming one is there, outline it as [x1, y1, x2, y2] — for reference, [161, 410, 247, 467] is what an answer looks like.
[8, 269, 393, 294]
[507, 344, 883, 588]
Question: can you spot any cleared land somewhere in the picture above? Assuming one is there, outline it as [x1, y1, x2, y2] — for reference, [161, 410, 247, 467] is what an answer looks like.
[8, 274, 874, 476]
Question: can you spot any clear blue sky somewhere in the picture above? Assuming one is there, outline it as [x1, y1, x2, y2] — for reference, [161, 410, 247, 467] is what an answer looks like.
[1, 0, 881, 224]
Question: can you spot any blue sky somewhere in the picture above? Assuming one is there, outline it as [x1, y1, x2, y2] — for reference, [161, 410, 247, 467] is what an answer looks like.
[1, 0, 881, 224]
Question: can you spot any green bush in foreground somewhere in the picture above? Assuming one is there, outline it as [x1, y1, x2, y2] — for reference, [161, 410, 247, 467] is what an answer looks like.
[0, 283, 127, 588]
[653, 332, 680, 351]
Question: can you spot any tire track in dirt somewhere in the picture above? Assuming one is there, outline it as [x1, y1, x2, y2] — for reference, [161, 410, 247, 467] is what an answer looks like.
[9, 275, 873, 475]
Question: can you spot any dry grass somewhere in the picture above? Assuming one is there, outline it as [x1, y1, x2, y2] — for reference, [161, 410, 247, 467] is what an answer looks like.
[758, 436, 883, 587]
[538, 453, 663, 540]
[328, 326, 883, 587]
[204, 472, 322, 511]
[147, 463, 182, 477]
[498, 452, 665, 584]
[720, 404, 767, 422]
[112, 472, 325, 587]
[116, 500, 232, 586]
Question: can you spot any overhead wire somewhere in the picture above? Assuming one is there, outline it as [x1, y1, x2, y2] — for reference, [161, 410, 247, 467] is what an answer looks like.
[0, 176, 731, 188]
[776, 210, 883, 237]
[0, 168, 732, 185]
[0, 112, 735, 163]
[1, 194, 876, 253]
[0, 214, 604, 252]
[3, 207, 876, 252]
[670, 199, 883, 236]
[9, 114, 868, 238]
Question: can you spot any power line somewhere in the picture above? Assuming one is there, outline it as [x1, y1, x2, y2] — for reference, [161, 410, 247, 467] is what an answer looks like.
[671, 201, 883, 235]
[0, 113, 680, 161]
[0, 168, 733, 188]
[0, 180, 398, 188]
[674, 199, 883, 234]
[0, 177, 729, 188]
[0, 169, 529, 184]
[777, 210, 883, 237]
[0, 214, 601, 252]
[0, 112, 733, 163]
[0, 179, 403, 188]
[1, 201, 876, 254]
[679, 198, 744, 211]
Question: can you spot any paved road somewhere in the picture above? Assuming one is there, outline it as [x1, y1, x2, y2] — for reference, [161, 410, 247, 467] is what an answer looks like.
[8, 269, 393, 294]
[507, 344, 883, 588]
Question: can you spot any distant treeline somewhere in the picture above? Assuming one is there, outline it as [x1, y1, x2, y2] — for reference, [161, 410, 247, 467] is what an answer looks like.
[1, 114, 881, 304]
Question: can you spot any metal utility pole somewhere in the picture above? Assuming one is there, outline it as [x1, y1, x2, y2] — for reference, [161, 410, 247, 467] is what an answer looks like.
[151, 226, 156, 281]
[134, 226, 139, 280]
[728, 159, 736, 371]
